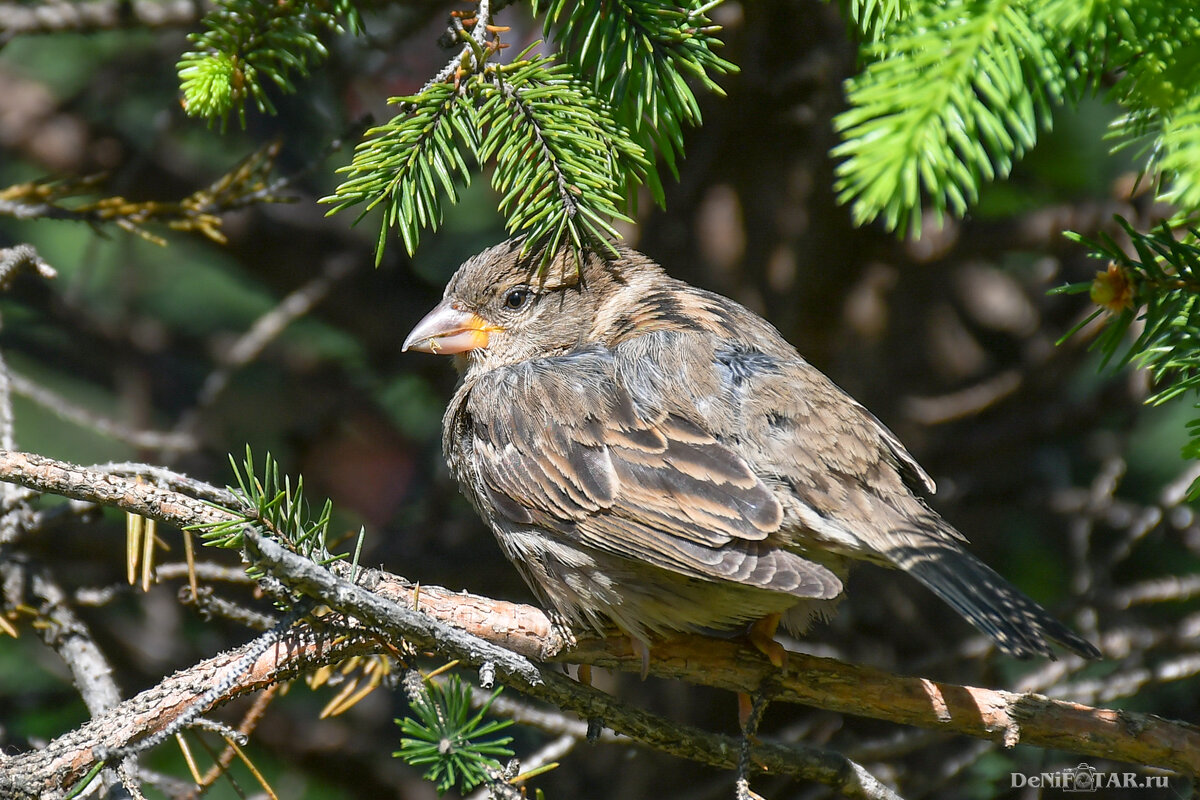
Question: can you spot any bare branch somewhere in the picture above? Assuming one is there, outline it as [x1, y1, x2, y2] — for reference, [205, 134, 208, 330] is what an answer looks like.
[7, 371, 197, 453]
[0, 622, 366, 799]
[0, 244, 57, 286]
[181, 254, 359, 426]
[0, 556, 140, 795]
[0, 0, 209, 37]
[387, 569, 1200, 774]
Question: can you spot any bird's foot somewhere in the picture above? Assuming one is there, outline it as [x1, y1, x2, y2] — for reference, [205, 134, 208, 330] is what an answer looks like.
[747, 613, 788, 668]
[548, 611, 578, 646]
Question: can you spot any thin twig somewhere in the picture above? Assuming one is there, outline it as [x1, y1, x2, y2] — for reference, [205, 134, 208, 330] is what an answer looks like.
[181, 254, 359, 426]
[7, 371, 196, 453]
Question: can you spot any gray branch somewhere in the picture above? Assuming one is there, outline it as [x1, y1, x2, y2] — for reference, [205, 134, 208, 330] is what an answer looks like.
[0, 0, 208, 38]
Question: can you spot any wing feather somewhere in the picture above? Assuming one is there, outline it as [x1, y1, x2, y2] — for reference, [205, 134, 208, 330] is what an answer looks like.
[466, 346, 840, 599]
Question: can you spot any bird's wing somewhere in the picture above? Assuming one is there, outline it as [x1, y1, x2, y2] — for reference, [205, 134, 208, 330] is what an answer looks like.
[674, 328, 1098, 659]
[603, 326, 959, 554]
[701, 337, 946, 551]
[465, 346, 842, 599]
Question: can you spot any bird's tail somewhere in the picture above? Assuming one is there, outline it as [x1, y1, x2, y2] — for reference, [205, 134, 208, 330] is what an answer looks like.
[882, 532, 1101, 660]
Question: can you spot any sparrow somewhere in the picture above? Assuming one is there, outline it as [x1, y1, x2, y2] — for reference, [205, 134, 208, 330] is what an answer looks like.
[403, 238, 1101, 666]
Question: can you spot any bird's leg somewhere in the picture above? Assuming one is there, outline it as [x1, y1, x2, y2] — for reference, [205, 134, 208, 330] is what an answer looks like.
[735, 690, 770, 800]
[631, 636, 651, 680]
[738, 615, 786, 734]
[747, 612, 788, 668]
[736, 692, 755, 731]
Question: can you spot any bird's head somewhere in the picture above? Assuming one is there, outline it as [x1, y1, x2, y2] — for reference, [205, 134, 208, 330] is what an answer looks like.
[403, 238, 658, 369]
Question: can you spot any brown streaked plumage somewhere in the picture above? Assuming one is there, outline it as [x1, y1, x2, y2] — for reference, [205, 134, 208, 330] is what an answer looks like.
[404, 239, 1101, 662]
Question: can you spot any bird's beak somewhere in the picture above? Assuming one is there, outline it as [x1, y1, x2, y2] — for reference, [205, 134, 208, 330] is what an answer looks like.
[402, 300, 497, 354]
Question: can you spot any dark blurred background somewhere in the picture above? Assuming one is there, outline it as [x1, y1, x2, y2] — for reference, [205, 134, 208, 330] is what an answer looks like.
[0, 2, 1195, 798]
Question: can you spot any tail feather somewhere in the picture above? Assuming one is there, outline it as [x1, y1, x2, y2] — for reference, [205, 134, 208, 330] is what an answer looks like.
[884, 537, 1101, 660]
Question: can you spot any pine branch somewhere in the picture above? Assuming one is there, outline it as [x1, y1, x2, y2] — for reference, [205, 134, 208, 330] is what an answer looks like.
[477, 58, 646, 260]
[1158, 101, 1200, 210]
[0, 142, 290, 244]
[1087, 0, 1200, 212]
[838, 0, 912, 41]
[190, 448, 342, 570]
[325, 51, 646, 262]
[396, 674, 514, 795]
[833, 0, 1068, 236]
[1059, 221, 1200, 386]
[323, 83, 477, 261]
[533, 0, 734, 203]
[191, 2, 727, 262]
[177, 0, 360, 126]
[1056, 218, 1200, 493]
[835, 0, 1200, 235]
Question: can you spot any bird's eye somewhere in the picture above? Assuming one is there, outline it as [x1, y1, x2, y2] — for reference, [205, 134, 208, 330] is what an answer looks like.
[504, 288, 531, 310]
